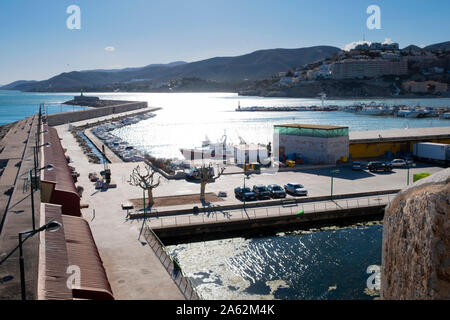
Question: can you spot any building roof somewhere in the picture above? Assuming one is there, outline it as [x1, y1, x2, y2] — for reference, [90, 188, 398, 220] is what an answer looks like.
[62, 214, 114, 300]
[275, 124, 349, 130]
[349, 127, 450, 143]
[38, 203, 114, 300]
[38, 203, 73, 300]
[42, 125, 79, 196]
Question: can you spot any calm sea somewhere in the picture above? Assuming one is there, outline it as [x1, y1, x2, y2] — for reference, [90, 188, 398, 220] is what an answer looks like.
[167, 223, 383, 300]
[0, 90, 90, 125]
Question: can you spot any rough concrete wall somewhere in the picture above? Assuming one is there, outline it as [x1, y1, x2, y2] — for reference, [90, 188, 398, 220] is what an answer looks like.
[381, 168, 450, 299]
[280, 135, 327, 164]
[279, 134, 348, 164]
[327, 136, 349, 163]
[47, 102, 147, 126]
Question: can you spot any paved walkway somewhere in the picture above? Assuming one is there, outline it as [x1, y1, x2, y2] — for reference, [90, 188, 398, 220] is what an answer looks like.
[56, 123, 185, 300]
[0, 116, 42, 300]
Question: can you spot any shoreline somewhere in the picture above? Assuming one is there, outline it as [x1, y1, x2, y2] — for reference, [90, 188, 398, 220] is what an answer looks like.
[2, 88, 450, 100]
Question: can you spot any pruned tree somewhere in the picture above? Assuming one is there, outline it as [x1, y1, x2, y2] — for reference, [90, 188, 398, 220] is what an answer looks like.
[128, 164, 161, 207]
[199, 164, 225, 201]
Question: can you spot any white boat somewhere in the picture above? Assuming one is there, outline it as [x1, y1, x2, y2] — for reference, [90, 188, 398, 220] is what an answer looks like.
[417, 108, 438, 118]
[397, 109, 421, 118]
[442, 112, 450, 119]
[357, 107, 385, 116]
[343, 105, 359, 112]
[381, 106, 395, 115]
[180, 133, 234, 160]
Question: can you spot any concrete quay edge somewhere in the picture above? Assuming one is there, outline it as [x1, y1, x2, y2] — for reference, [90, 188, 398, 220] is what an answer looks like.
[129, 189, 400, 218]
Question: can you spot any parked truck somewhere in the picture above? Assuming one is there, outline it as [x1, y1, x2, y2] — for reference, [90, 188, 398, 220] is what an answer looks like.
[413, 142, 449, 165]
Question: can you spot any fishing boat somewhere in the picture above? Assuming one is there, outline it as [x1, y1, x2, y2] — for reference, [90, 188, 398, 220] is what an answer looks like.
[343, 104, 360, 112]
[180, 132, 234, 160]
[396, 108, 421, 118]
[380, 105, 395, 116]
[357, 106, 385, 116]
[417, 108, 438, 118]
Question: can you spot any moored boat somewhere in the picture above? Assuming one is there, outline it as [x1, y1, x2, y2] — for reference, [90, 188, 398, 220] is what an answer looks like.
[180, 133, 234, 160]
[396, 109, 421, 118]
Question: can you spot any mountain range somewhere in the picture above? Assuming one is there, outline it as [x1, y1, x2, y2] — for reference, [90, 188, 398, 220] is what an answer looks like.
[2, 46, 341, 92]
[422, 41, 450, 51]
[3, 41, 448, 92]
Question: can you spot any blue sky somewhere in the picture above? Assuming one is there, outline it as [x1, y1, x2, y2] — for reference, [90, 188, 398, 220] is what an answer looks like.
[0, 0, 449, 84]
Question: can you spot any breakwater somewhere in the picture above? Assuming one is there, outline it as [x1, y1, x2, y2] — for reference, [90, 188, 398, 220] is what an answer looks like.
[47, 101, 148, 126]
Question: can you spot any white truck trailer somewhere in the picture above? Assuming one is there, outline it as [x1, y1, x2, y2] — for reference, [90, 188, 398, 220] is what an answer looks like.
[413, 142, 449, 165]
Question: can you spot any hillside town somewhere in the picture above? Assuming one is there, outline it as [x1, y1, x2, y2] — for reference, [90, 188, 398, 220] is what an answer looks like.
[258, 41, 449, 97]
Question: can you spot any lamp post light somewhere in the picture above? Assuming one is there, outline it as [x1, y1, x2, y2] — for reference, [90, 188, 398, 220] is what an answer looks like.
[32, 142, 52, 183]
[243, 169, 251, 208]
[28, 164, 54, 231]
[0, 220, 61, 300]
[407, 162, 417, 186]
[330, 169, 340, 200]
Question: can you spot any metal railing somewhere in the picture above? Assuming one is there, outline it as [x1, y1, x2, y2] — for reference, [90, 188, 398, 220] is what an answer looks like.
[141, 222, 201, 300]
[147, 194, 394, 229]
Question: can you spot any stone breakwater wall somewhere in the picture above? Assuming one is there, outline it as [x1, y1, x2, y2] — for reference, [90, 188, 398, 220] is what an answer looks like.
[381, 168, 450, 300]
[47, 101, 148, 126]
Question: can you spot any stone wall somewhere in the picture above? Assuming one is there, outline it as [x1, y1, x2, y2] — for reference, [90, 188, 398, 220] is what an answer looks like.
[381, 168, 450, 299]
[47, 101, 147, 126]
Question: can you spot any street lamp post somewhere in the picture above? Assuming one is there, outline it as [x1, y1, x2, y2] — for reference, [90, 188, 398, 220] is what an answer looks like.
[28, 163, 54, 231]
[407, 163, 417, 186]
[330, 169, 340, 200]
[243, 173, 250, 208]
[0, 220, 61, 300]
[29, 171, 36, 231]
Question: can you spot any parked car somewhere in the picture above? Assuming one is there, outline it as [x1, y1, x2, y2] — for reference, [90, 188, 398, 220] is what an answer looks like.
[284, 183, 308, 196]
[234, 187, 257, 201]
[391, 159, 407, 167]
[404, 158, 414, 165]
[351, 161, 364, 171]
[267, 184, 287, 199]
[252, 185, 271, 200]
[368, 161, 393, 172]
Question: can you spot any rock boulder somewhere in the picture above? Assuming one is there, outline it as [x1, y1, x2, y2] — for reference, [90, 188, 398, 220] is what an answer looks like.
[381, 168, 449, 299]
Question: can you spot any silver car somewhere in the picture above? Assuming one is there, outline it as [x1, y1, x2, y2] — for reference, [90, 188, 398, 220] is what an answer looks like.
[391, 159, 407, 167]
[284, 183, 308, 196]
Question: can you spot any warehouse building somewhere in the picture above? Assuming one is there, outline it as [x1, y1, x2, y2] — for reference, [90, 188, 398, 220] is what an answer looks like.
[275, 124, 349, 165]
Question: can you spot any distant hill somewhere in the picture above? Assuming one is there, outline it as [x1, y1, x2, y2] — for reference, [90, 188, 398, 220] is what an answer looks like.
[1, 80, 38, 90]
[402, 45, 422, 52]
[4, 46, 341, 92]
[423, 41, 450, 51]
[79, 61, 188, 73]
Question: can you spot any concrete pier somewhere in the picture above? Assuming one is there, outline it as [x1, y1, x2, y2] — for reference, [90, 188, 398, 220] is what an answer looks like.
[146, 193, 393, 244]
[55, 123, 186, 300]
[47, 101, 148, 126]
[0, 116, 42, 300]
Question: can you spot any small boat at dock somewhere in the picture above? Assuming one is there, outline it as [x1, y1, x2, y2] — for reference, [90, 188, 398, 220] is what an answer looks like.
[396, 108, 421, 118]
[441, 112, 450, 119]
